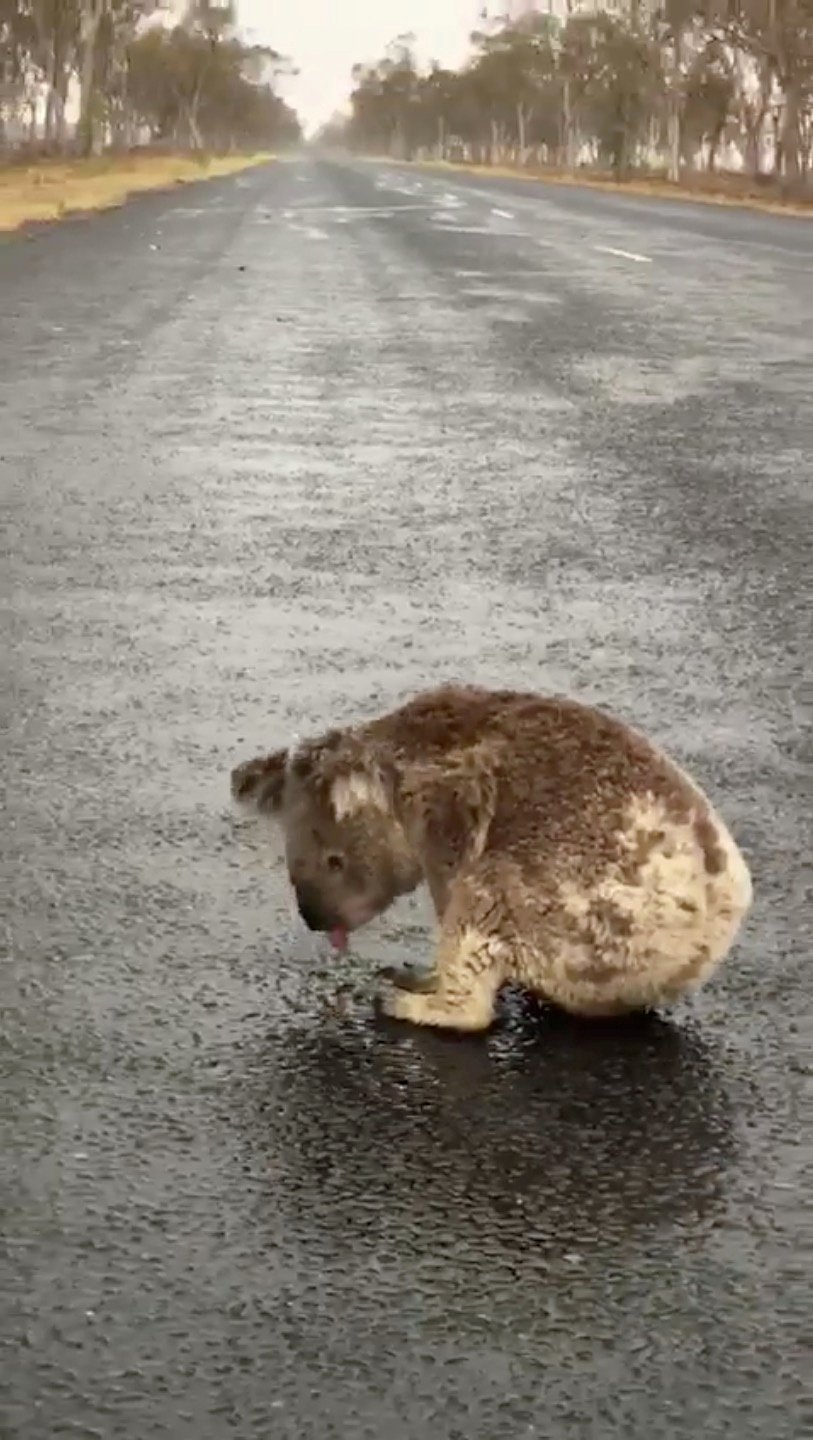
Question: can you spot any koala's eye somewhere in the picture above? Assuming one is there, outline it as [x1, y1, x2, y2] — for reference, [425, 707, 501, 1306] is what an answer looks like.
[326, 854, 345, 873]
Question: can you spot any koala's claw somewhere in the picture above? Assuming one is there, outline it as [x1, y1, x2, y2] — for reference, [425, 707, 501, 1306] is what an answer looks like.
[376, 964, 439, 995]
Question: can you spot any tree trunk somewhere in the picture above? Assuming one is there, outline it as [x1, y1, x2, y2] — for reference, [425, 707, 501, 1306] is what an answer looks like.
[667, 29, 683, 184]
[55, 60, 69, 151]
[707, 123, 723, 173]
[188, 103, 203, 151]
[667, 102, 680, 182]
[611, 100, 629, 180]
[45, 86, 56, 146]
[46, 47, 69, 153]
[186, 72, 208, 151]
[741, 55, 771, 179]
[436, 113, 445, 161]
[772, 106, 783, 178]
[743, 109, 763, 179]
[78, 0, 105, 156]
[516, 101, 526, 165]
[563, 79, 576, 172]
[781, 77, 801, 184]
[800, 112, 811, 179]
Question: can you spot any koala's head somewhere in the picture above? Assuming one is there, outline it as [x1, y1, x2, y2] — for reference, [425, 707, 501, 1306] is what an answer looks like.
[231, 728, 421, 943]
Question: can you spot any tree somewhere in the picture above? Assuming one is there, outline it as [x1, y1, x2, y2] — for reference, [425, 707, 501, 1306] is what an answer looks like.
[684, 38, 736, 170]
[1, 0, 299, 156]
[416, 64, 460, 159]
[333, 9, 811, 188]
[561, 13, 662, 176]
[468, 14, 561, 163]
[653, 0, 699, 181]
[347, 39, 422, 158]
[1, 0, 41, 145]
[126, 8, 299, 151]
[706, 0, 813, 182]
[37, 0, 80, 147]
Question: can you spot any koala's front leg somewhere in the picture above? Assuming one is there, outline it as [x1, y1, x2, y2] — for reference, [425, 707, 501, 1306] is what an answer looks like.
[376, 914, 505, 1034]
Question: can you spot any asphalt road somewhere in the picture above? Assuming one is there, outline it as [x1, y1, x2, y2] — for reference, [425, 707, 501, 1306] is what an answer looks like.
[2, 158, 810, 1439]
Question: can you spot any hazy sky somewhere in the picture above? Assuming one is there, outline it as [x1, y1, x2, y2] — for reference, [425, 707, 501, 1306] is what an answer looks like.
[239, 1, 479, 134]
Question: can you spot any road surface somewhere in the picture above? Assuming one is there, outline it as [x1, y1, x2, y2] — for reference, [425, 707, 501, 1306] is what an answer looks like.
[2, 158, 810, 1439]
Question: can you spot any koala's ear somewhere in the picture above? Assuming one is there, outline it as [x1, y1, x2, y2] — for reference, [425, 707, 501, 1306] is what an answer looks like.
[289, 729, 342, 783]
[230, 747, 288, 814]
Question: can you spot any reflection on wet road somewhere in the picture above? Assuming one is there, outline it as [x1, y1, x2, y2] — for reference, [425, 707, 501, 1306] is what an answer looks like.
[1, 158, 809, 1438]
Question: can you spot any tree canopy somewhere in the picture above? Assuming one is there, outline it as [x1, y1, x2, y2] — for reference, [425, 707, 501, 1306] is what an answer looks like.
[322, 3, 812, 185]
[1, 0, 301, 154]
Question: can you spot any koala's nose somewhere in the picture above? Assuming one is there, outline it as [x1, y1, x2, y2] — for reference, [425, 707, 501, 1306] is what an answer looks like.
[296, 889, 325, 933]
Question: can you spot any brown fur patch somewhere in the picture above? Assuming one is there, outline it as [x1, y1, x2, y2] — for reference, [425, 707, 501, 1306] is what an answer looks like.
[694, 815, 727, 875]
[566, 959, 628, 985]
[398, 743, 498, 879]
[659, 946, 714, 997]
[590, 897, 635, 938]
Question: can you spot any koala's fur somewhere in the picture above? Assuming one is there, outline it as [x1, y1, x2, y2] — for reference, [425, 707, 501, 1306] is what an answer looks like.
[231, 684, 753, 1032]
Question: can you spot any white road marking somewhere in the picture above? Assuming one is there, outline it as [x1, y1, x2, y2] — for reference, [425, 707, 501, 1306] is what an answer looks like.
[492, 208, 515, 220]
[594, 244, 652, 264]
[287, 220, 329, 240]
[281, 203, 432, 216]
[432, 222, 524, 236]
[375, 176, 421, 197]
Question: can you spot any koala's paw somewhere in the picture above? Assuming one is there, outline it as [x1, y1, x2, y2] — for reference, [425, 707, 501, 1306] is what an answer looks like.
[375, 980, 436, 1025]
[376, 964, 440, 995]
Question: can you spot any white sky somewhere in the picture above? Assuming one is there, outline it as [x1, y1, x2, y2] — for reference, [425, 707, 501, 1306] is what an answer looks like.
[238, 1, 481, 134]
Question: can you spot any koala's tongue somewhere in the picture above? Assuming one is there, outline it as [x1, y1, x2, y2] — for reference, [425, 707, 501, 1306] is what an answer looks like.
[328, 926, 349, 953]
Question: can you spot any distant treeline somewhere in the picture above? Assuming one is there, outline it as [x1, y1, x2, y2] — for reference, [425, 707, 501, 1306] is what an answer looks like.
[1, 1, 301, 156]
[319, 3, 811, 188]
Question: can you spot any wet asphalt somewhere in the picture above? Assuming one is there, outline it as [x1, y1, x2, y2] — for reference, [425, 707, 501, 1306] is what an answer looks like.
[1, 157, 810, 1438]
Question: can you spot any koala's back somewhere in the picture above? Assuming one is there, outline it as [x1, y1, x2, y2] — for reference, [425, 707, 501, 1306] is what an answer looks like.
[365, 683, 748, 918]
[363, 683, 710, 863]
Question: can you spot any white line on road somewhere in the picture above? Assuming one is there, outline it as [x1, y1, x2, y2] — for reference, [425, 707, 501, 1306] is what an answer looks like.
[287, 223, 329, 240]
[594, 244, 652, 264]
[492, 208, 516, 220]
[432, 222, 524, 236]
[282, 203, 433, 216]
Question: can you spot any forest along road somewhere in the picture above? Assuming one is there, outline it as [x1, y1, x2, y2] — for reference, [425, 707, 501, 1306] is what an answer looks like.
[1, 157, 809, 1439]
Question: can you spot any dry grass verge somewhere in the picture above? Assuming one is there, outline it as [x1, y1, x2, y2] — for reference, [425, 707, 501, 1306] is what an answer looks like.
[0, 151, 274, 233]
[395, 157, 813, 218]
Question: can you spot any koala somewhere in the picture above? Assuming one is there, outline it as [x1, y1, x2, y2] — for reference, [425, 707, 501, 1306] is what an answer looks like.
[230, 684, 753, 1033]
